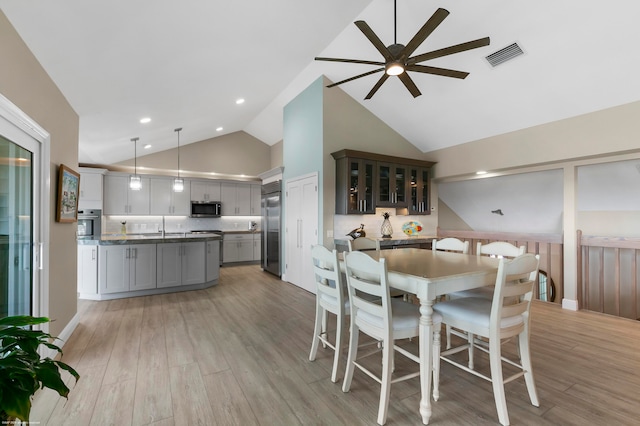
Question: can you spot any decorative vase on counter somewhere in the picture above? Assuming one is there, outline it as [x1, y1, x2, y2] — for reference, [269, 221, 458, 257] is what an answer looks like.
[381, 212, 393, 238]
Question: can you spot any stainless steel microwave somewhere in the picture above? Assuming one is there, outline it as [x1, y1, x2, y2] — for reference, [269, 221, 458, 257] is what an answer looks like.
[190, 201, 221, 218]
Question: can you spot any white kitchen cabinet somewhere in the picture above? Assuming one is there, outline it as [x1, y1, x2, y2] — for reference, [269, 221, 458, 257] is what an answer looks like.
[157, 241, 205, 288]
[98, 244, 156, 294]
[78, 167, 106, 211]
[250, 184, 261, 216]
[205, 240, 220, 282]
[191, 180, 221, 202]
[77, 245, 98, 295]
[150, 177, 191, 215]
[221, 182, 252, 215]
[223, 233, 254, 263]
[103, 174, 150, 215]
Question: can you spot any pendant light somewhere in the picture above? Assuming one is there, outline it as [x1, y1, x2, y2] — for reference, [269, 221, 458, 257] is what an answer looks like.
[129, 137, 142, 191]
[173, 127, 184, 192]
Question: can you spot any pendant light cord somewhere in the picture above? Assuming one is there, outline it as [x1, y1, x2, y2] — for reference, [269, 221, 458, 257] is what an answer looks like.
[175, 127, 182, 178]
[131, 137, 139, 175]
[393, 0, 397, 44]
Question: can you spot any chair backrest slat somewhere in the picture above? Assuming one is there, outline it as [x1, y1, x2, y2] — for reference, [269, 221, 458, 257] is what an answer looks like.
[344, 251, 391, 336]
[311, 245, 344, 302]
[432, 237, 470, 254]
[477, 241, 526, 258]
[490, 254, 539, 333]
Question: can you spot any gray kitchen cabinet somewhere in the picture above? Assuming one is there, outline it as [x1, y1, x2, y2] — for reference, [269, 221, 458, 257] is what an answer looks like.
[98, 244, 157, 294]
[103, 174, 150, 215]
[150, 177, 191, 215]
[250, 184, 261, 216]
[221, 182, 252, 215]
[223, 233, 254, 263]
[253, 233, 261, 261]
[191, 180, 221, 202]
[206, 240, 220, 282]
[157, 241, 205, 288]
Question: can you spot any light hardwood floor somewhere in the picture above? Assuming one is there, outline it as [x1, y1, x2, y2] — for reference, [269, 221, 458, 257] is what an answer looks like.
[31, 264, 640, 425]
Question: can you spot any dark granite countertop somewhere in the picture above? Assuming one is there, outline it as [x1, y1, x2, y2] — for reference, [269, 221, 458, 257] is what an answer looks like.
[335, 235, 436, 248]
[78, 233, 222, 245]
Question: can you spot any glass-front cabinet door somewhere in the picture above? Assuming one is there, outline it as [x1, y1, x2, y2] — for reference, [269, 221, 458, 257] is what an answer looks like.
[408, 167, 430, 215]
[376, 163, 407, 208]
[347, 159, 375, 214]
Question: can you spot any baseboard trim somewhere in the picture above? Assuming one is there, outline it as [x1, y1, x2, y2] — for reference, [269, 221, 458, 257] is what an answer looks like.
[562, 298, 579, 311]
[44, 311, 81, 359]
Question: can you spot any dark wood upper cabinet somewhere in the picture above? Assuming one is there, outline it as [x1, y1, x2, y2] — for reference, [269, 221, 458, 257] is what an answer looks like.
[331, 149, 435, 215]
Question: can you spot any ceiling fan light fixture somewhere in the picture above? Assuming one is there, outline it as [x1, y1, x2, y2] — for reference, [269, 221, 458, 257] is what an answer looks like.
[385, 61, 405, 76]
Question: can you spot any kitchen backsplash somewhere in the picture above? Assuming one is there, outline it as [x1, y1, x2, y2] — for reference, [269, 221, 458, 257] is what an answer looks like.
[333, 208, 436, 239]
[103, 215, 261, 235]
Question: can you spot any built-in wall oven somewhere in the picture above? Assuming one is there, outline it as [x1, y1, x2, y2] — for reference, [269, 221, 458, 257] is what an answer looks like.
[77, 209, 102, 239]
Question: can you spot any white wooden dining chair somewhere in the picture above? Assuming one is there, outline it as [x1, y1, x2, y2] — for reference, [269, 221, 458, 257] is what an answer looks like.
[342, 251, 442, 425]
[434, 253, 540, 426]
[445, 241, 527, 357]
[308, 245, 349, 383]
[431, 237, 469, 254]
[347, 237, 381, 252]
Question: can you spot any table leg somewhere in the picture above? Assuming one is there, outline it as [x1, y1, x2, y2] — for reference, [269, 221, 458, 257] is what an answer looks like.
[419, 297, 435, 424]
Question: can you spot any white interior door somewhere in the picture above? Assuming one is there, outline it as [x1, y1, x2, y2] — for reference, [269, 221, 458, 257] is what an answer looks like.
[285, 173, 318, 293]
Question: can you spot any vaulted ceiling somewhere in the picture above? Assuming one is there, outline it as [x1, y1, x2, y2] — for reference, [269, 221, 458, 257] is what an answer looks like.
[2, 0, 639, 166]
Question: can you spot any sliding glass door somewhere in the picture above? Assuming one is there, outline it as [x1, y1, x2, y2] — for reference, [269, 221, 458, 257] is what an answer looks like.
[0, 134, 34, 317]
[0, 93, 46, 321]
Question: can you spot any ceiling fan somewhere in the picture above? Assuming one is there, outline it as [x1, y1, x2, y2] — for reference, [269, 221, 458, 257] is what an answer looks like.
[315, 1, 490, 99]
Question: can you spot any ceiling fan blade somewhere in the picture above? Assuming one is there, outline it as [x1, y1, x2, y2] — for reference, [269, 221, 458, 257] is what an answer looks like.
[364, 74, 390, 99]
[327, 68, 385, 88]
[406, 64, 469, 79]
[354, 20, 393, 62]
[408, 37, 490, 65]
[398, 73, 422, 98]
[315, 57, 385, 66]
[402, 8, 450, 58]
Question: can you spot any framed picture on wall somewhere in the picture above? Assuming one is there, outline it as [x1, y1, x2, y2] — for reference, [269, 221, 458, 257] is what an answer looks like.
[56, 164, 80, 223]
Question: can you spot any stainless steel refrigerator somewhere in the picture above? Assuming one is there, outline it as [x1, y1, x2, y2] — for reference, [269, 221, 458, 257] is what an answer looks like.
[261, 181, 281, 277]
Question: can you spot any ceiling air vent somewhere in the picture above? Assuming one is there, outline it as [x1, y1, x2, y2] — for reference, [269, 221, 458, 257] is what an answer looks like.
[485, 42, 524, 67]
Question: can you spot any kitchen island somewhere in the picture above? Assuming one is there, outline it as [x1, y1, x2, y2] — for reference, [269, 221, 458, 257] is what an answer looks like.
[77, 233, 221, 300]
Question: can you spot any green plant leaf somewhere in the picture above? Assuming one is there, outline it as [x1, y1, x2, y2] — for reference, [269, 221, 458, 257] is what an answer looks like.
[0, 316, 49, 328]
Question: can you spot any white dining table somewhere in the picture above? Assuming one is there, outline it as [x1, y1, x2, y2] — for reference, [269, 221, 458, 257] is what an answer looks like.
[362, 248, 501, 424]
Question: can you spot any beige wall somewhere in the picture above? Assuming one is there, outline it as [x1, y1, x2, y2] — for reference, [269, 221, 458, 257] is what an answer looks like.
[114, 130, 272, 178]
[270, 140, 283, 169]
[321, 76, 437, 247]
[426, 100, 640, 179]
[0, 11, 79, 335]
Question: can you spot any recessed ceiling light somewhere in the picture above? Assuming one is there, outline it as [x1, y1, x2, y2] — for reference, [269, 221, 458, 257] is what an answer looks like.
[476, 170, 487, 175]
[140, 117, 151, 124]
[143, 144, 152, 149]
[235, 98, 245, 105]
[216, 127, 223, 132]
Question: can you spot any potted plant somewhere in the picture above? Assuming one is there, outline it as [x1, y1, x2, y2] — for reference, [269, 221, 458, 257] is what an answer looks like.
[0, 315, 80, 422]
